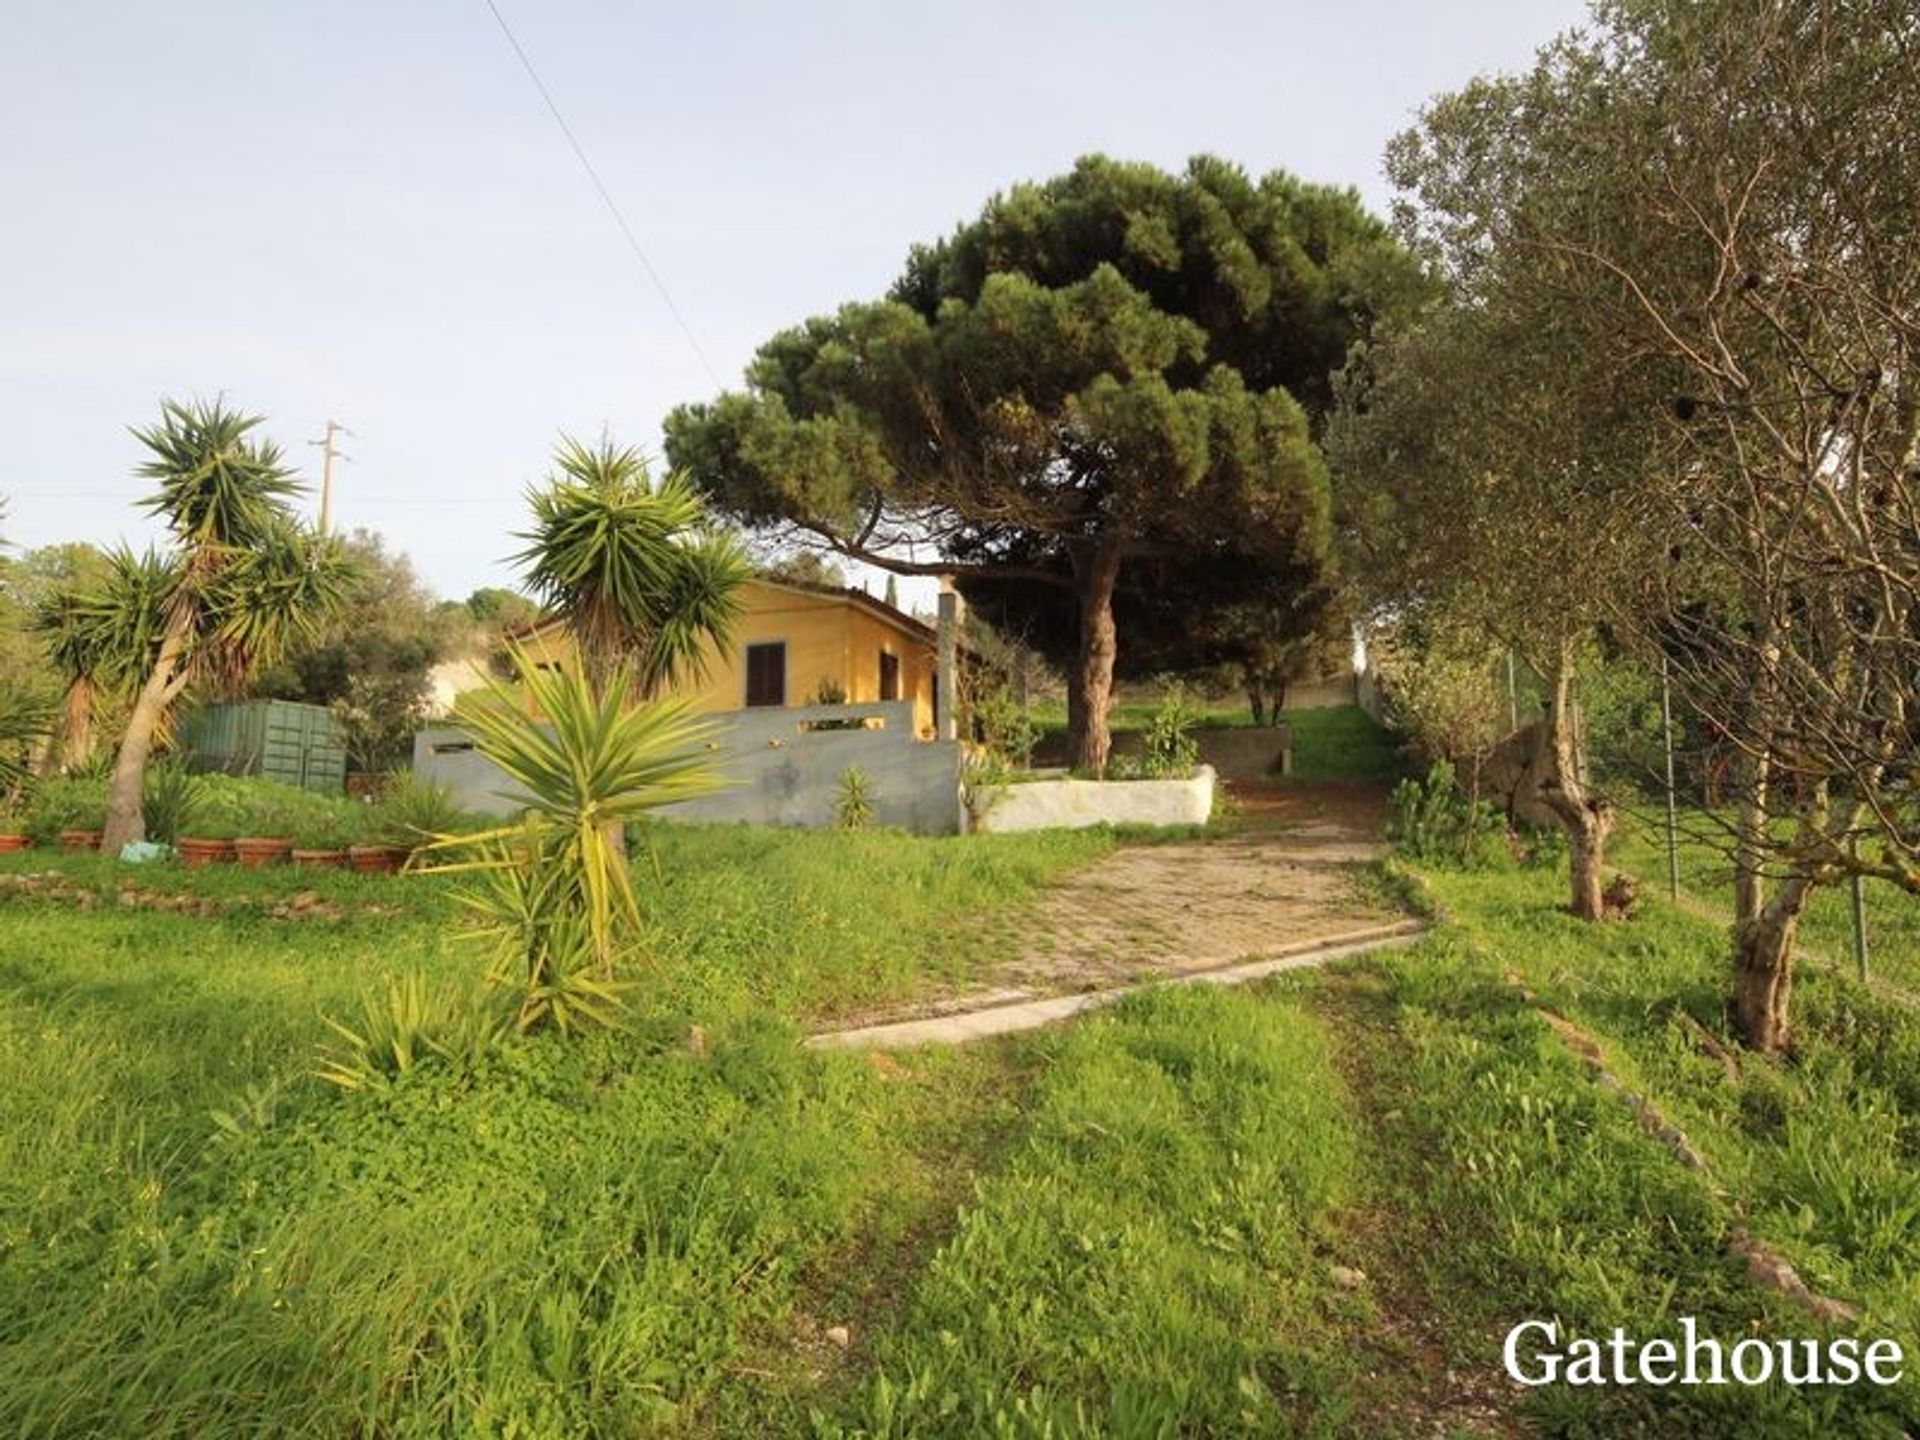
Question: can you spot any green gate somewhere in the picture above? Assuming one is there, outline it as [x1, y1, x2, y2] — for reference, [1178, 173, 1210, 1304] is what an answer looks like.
[178, 700, 347, 793]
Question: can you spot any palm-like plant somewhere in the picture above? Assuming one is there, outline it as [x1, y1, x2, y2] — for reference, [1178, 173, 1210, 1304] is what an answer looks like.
[34, 547, 172, 775]
[513, 437, 750, 697]
[0, 688, 56, 815]
[419, 651, 721, 1032]
[99, 400, 357, 850]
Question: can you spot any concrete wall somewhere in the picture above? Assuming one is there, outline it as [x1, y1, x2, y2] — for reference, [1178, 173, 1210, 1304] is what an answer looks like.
[970, 766, 1216, 833]
[413, 700, 965, 835]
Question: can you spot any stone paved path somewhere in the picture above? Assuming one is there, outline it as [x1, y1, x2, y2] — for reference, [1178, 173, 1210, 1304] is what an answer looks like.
[814, 780, 1422, 1046]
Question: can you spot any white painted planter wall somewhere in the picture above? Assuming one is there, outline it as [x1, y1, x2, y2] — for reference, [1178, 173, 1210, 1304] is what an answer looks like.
[968, 765, 1216, 833]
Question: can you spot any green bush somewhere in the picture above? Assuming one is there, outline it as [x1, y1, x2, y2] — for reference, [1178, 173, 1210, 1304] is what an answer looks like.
[24, 776, 108, 842]
[369, 775, 473, 850]
[140, 762, 205, 845]
[1386, 760, 1509, 868]
[834, 766, 875, 829]
[1140, 683, 1200, 778]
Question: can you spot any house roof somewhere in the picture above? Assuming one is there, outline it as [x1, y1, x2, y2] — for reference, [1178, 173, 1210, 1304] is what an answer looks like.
[502, 574, 944, 648]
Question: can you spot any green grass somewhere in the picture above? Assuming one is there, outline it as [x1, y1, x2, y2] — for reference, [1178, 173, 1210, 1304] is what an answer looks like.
[818, 986, 1373, 1436]
[14, 796, 1920, 1433]
[1280, 705, 1404, 783]
[1614, 806, 1920, 995]
[1028, 699, 1404, 784]
[0, 822, 1108, 1435]
[1368, 859, 1920, 1433]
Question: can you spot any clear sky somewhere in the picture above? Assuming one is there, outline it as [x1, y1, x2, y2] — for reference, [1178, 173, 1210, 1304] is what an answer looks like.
[0, 0, 1589, 607]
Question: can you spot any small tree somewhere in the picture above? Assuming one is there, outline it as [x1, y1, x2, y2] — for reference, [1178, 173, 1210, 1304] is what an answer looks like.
[513, 437, 750, 699]
[99, 401, 354, 851]
[1386, 0, 1920, 1048]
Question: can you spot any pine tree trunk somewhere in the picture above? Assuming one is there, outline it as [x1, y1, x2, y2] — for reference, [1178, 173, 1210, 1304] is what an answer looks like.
[1066, 542, 1124, 774]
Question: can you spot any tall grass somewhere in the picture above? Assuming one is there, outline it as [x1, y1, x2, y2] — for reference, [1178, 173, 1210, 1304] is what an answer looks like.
[1383, 864, 1920, 1432]
[0, 822, 1107, 1435]
[823, 985, 1371, 1436]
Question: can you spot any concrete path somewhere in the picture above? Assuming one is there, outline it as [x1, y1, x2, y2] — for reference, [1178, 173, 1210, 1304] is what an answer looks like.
[811, 780, 1425, 1050]
[808, 922, 1427, 1050]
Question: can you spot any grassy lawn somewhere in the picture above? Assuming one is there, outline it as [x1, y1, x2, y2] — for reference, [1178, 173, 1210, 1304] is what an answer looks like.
[1359, 859, 1920, 1434]
[9, 808, 1920, 1433]
[0, 824, 1106, 1436]
[1029, 698, 1404, 785]
[1613, 807, 1920, 995]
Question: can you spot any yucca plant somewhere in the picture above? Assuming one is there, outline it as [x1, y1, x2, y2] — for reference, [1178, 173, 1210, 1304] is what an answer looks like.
[513, 437, 750, 697]
[140, 760, 204, 845]
[315, 974, 512, 1090]
[416, 650, 723, 1032]
[99, 400, 358, 852]
[835, 766, 876, 829]
[0, 689, 57, 815]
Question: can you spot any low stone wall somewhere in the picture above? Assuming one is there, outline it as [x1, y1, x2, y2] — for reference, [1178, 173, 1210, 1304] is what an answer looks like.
[414, 701, 966, 835]
[968, 765, 1216, 833]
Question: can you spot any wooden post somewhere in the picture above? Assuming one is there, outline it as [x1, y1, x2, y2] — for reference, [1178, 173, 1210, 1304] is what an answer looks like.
[1662, 657, 1680, 901]
[936, 589, 959, 742]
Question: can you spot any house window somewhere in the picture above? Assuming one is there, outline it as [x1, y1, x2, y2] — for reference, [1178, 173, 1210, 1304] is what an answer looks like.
[745, 642, 787, 707]
[879, 650, 901, 702]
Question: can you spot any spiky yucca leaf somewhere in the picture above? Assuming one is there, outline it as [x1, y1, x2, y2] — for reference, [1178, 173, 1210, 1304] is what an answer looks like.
[512, 438, 749, 694]
[416, 651, 726, 1030]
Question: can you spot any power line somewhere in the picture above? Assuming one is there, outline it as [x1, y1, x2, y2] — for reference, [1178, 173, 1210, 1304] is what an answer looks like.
[481, 0, 723, 389]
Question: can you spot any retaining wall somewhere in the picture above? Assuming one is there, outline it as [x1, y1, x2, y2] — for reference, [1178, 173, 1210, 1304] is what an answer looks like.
[969, 765, 1216, 833]
[413, 701, 966, 835]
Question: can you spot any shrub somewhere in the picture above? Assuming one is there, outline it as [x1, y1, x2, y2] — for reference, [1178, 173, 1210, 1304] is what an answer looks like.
[419, 651, 722, 1034]
[315, 974, 512, 1090]
[140, 762, 205, 845]
[24, 776, 107, 843]
[1387, 760, 1509, 868]
[370, 776, 471, 851]
[835, 766, 875, 829]
[1140, 684, 1200, 778]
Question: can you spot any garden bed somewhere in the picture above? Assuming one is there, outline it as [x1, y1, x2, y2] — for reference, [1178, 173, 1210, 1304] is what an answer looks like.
[968, 764, 1216, 833]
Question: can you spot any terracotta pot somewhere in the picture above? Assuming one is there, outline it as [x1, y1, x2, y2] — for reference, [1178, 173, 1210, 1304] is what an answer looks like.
[291, 847, 351, 869]
[178, 836, 238, 867]
[234, 837, 293, 869]
[348, 844, 408, 875]
[59, 828, 103, 853]
[0, 833, 28, 854]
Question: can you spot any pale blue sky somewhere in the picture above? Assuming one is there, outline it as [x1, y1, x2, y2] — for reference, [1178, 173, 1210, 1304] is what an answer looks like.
[0, 0, 1588, 604]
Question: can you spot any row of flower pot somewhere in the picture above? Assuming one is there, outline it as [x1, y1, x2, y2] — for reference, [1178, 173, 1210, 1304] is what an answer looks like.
[175, 838, 413, 873]
[0, 828, 411, 873]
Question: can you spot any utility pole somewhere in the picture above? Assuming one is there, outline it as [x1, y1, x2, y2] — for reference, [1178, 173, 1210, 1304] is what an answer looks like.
[308, 421, 350, 536]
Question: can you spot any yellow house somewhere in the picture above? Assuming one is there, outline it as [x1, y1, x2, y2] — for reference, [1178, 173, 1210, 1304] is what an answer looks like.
[507, 577, 944, 737]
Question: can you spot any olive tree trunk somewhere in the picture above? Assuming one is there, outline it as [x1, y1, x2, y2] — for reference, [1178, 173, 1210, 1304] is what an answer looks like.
[1532, 642, 1614, 921]
[1065, 541, 1124, 774]
[1732, 874, 1812, 1053]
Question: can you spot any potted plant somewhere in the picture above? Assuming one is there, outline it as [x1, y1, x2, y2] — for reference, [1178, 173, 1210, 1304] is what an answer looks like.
[234, 794, 296, 869]
[292, 809, 360, 869]
[0, 802, 28, 854]
[177, 791, 245, 867]
[354, 777, 467, 875]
